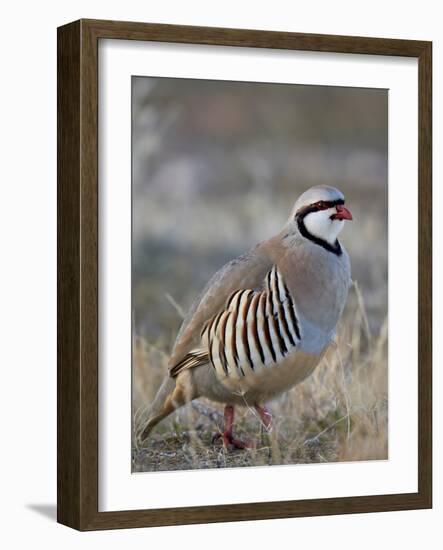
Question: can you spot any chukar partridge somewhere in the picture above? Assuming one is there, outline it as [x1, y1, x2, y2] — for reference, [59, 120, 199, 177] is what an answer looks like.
[139, 185, 352, 449]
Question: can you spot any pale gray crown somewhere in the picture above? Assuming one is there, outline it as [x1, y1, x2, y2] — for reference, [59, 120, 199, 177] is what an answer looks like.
[292, 185, 345, 214]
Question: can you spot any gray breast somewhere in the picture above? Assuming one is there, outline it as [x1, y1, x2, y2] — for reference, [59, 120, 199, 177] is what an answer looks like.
[282, 241, 351, 354]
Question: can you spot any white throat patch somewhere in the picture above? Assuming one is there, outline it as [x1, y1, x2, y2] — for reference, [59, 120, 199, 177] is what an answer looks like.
[303, 209, 345, 245]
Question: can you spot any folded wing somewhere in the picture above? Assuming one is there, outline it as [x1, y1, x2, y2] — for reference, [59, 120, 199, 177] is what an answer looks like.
[169, 259, 303, 383]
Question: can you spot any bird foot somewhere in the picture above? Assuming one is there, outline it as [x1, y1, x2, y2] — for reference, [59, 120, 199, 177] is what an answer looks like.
[212, 431, 254, 450]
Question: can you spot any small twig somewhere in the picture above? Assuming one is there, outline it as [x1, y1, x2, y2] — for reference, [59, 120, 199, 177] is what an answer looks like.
[303, 413, 351, 446]
[353, 280, 372, 353]
[239, 392, 273, 433]
[334, 344, 352, 440]
[164, 293, 185, 319]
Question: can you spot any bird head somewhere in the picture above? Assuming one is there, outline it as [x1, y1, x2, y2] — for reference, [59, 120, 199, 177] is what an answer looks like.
[286, 185, 353, 252]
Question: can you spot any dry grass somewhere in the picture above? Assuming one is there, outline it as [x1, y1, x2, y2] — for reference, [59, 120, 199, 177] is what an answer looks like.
[132, 281, 388, 472]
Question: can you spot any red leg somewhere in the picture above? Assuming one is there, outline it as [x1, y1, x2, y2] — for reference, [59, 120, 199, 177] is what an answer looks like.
[255, 404, 272, 431]
[212, 405, 251, 450]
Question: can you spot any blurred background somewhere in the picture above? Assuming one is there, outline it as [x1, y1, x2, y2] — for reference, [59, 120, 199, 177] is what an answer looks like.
[132, 77, 388, 471]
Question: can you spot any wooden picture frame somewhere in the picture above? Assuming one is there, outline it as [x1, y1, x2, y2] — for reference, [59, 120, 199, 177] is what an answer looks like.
[57, 19, 432, 530]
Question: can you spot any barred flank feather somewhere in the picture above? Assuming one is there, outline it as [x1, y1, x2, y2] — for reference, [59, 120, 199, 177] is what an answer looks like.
[170, 266, 302, 381]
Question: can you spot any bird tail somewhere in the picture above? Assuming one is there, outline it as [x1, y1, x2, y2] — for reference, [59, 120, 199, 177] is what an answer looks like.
[137, 375, 177, 442]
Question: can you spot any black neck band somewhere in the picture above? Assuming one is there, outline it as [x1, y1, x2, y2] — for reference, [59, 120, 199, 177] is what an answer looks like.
[296, 205, 342, 256]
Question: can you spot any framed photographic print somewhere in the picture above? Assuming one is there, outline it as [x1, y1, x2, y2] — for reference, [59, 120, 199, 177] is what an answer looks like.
[57, 19, 432, 530]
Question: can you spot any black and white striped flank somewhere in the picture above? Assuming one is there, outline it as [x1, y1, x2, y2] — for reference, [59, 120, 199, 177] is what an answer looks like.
[201, 266, 301, 380]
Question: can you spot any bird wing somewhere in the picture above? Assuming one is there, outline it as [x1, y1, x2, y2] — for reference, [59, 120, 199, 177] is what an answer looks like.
[168, 247, 274, 377]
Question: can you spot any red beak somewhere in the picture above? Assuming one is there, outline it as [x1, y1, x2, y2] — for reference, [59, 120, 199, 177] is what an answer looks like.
[332, 204, 353, 221]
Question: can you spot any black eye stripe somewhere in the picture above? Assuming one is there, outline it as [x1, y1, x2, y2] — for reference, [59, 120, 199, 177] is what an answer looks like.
[315, 201, 331, 210]
[295, 198, 345, 217]
[315, 199, 345, 210]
